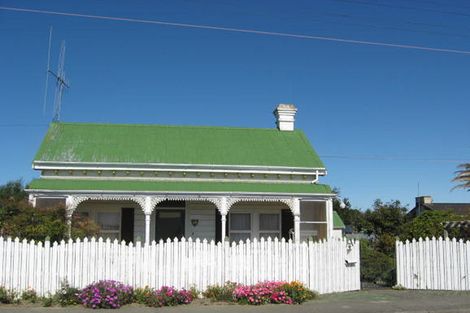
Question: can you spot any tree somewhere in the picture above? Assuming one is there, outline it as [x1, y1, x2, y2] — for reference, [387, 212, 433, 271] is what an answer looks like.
[364, 199, 408, 237]
[401, 210, 465, 240]
[0, 180, 99, 241]
[360, 240, 395, 286]
[0, 180, 28, 231]
[363, 199, 408, 256]
[453, 163, 470, 191]
[332, 188, 369, 232]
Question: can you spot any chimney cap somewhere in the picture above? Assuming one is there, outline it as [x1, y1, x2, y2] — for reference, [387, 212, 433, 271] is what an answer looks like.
[273, 104, 298, 131]
[274, 103, 298, 111]
[416, 196, 433, 205]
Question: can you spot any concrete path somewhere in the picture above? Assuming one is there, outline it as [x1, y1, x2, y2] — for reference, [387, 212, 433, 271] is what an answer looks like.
[1, 289, 470, 313]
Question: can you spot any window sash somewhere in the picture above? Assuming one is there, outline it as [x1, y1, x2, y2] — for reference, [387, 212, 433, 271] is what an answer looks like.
[229, 212, 281, 241]
[230, 213, 251, 231]
[96, 211, 121, 240]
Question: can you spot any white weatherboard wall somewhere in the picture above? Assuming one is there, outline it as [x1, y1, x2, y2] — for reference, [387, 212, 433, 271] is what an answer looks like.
[396, 237, 470, 290]
[185, 201, 216, 240]
[0, 237, 360, 296]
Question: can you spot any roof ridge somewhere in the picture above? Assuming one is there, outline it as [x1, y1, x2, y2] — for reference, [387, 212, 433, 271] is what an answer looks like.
[53, 121, 303, 132]
[431, 203, 470, 205]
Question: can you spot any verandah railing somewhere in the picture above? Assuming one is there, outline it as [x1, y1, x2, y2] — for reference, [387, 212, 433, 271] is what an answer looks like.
[0, 236, 360, 296]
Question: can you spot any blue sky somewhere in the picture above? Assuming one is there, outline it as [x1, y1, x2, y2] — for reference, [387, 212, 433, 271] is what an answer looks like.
[0, 0, 469, 210]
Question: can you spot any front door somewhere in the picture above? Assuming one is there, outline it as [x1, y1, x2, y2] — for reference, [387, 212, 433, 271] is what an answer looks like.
[155, 209, 185, 241]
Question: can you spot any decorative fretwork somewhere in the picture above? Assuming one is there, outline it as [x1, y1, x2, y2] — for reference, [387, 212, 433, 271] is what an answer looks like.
[227, 197, 298, 215]
[63, 194, 301, 217]
[65, 195, 148, 215]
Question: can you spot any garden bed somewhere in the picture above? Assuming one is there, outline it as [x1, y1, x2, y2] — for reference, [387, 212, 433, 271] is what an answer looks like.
[0, 280, 317, 309]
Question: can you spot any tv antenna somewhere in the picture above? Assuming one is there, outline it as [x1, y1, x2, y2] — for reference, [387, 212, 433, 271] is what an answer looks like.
[43, 26, 70, 122]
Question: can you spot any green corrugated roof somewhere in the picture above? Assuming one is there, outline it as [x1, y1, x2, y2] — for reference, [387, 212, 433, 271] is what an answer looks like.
[28, 179, 332, 195]
[34, 122, 325, 168]
[333, 211, 346, 229]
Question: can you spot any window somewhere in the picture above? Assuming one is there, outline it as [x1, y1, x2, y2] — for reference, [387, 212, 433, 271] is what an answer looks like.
[299, 201, 327, 241]
[229, 213, 251, 242]
[96, 212, 121, 240]
[229, 212, 281, 242]
[259, 213, 280, 239]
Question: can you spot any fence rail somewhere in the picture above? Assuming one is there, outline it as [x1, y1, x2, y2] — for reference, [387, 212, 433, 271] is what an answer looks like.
[396, 237, 470, 290]
[0, 236, 360, 296]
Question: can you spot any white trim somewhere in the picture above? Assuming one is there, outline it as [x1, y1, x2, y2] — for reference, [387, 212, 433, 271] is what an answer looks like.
[38, 174, 317, 185]
[26, 188, 335, 198]
[33, 160, 326, 175]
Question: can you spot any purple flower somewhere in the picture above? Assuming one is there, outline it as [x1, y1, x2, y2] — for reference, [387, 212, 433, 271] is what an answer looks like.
[78, 280, 134, 309]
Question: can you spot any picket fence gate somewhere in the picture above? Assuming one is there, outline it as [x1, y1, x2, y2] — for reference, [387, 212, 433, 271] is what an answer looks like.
[396, 237, 470, 290]
[0, 236, 360, 296]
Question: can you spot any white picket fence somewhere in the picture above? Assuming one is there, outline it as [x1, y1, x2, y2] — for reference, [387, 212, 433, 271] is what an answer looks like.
[0, 236, 360, 296]
[396, 237, 470, 290]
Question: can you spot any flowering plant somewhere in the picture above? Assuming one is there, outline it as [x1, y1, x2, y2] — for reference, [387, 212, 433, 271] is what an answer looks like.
[138, 286, 193, 307]
[281, 281, 317, 304]
[78, 280, 133, 309]
[55, 280, 80, 306]
[233, 281, 290, 305]
[232, 281, 315, 305]
[204, 282, 238, 302]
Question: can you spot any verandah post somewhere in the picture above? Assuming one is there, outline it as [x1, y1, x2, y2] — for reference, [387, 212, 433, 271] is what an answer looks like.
[144, 213, 151, 245]
[292, 198, 300, 243]
[219, 196, 229, 242]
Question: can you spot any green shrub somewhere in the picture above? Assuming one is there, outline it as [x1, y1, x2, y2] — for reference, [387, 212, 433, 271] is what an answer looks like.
[0, 180, 99, 242]
[54, 280, 80, 306]
[0, 286, 17, 304]
[360, 240, 395, 286]
[401, 210, 466, 241]
[40, 295, 54, 307]
[133, 286, 154, 305]
[203, 282, 238, 302]
[21, 288, 38, 303]
[188, 286, 200, 300]
[138, 286, 193, 307]
[279, 281, 317, 304]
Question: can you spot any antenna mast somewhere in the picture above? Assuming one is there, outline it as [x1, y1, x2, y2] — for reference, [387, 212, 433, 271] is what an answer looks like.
[42, 26, 53, 116]
[49, 40, 69, 122]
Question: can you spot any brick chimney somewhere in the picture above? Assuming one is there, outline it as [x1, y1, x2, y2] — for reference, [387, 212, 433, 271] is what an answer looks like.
[273, 104, 297, 131]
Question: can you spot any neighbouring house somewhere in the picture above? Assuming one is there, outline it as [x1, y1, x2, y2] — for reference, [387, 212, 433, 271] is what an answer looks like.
[407, 196, 470, 218]
[26, 104, 341, 244]
[332, 211, 345, 238]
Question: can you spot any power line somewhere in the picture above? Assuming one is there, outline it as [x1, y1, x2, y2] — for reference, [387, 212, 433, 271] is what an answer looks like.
[332, 0, 470, 18]
[0, 123, 465, 162]
[0, 124, 48, 127]
[2, 6, 470, 56]
[320, 155, 467, 163]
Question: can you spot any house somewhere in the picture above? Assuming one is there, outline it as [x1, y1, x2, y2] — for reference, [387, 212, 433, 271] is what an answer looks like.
[332, 211, 345, 238]
[26, 104, 338, 244]
[407, 196, 470, 218]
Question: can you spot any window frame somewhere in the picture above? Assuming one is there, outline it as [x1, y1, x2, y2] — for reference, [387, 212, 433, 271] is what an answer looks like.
[258, 212, 282, 240]
[228, 212, 252, 242]
[299, 200, 328, 241]
[76, 207, 122, 241]
[95, 209, 122, 241]
[228, 210, 282, 242]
